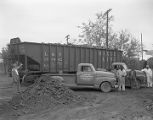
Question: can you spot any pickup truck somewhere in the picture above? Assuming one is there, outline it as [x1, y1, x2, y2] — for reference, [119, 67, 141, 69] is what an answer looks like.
[59, 63, 117, 92]
[111, 62, 147, 88]
[25, 63, 118, 92]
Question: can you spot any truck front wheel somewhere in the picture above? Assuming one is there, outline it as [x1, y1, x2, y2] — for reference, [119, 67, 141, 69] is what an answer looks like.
[100, 82, 112, 93]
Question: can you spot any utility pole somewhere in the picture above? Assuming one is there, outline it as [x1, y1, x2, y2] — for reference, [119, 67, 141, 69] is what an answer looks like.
[106, 9, 112, 49]
[141, 33, 143, 60]
[104, 9, 112, 69]
[65, 35, 70, 44]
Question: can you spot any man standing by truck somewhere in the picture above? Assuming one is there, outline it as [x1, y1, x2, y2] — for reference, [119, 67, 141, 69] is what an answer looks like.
[142, 65, 152, 87]
[117, 66, 127, 91]
[130, 68, 139, 89]
[12, 61, 23, 93]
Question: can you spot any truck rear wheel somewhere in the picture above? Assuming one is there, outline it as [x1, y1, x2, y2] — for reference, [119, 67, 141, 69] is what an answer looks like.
[100, 82, 112, 93]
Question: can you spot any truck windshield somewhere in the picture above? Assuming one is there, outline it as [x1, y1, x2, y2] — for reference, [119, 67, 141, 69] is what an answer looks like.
[81, 66, 92, 72]
[112, 63, 128, 70]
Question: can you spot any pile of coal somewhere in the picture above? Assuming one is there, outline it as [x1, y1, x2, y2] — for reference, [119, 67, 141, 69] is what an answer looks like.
[9, 75, 83, 113]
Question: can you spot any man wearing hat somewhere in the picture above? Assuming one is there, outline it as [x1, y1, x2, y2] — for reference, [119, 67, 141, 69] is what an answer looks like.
[142, 65, 152, 87]
[12, 61, 23, 93]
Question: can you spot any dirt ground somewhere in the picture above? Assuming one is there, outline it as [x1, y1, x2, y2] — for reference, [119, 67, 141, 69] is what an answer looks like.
[0, 73, 153, 120]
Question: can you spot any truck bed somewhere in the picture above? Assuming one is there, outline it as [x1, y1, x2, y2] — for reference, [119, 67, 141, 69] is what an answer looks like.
[44, 73, 77, 86]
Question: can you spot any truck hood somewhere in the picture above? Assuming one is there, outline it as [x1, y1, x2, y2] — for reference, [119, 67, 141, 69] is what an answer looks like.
[95, 71, 115, 78]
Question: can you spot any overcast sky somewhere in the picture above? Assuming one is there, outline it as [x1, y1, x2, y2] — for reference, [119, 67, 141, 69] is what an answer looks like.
[0, 0, 153, 59]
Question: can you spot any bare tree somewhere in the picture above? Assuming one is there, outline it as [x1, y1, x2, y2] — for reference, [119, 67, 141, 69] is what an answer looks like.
[78, 12, 141, 58]
[78, 11, 113, 47]
[114, 30, 141, 58]
[0, 45, 9, 73]
[147, 57, 153, 69]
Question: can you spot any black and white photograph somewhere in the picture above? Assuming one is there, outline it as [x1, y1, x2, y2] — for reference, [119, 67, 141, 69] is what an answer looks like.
[0, 0, 153, 120]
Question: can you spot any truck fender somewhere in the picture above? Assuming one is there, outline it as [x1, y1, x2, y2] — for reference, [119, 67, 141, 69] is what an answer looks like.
[95, 77, 115, 88]
[99, 81, 112, 87]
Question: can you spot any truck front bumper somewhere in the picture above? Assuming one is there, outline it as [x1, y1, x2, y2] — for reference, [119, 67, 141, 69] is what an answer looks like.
[111, 80, 118, 88]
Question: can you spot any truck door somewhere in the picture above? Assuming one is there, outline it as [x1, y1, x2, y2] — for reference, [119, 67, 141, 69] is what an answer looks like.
[77, 65, 95, 85]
